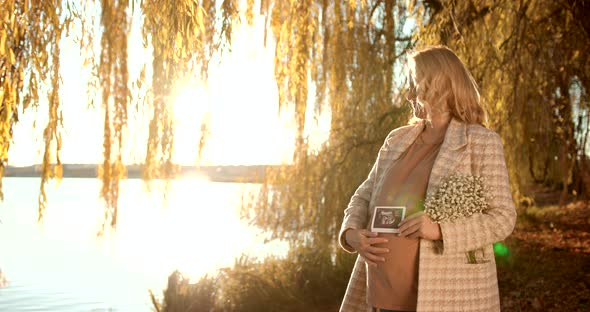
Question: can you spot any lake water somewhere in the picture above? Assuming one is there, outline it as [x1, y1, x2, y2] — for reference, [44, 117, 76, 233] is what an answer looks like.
[0, 177, 287, 311]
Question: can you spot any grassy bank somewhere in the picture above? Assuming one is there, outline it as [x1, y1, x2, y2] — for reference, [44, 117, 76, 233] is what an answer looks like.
[153, 200, 590, 312]
[151, 245, 356, 312]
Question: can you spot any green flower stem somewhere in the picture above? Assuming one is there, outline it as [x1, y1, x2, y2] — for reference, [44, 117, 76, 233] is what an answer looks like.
[466, 250, 477, 264]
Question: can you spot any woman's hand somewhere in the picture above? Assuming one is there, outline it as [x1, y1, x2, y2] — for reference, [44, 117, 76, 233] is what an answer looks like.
[398, 211, 442, 241]
[345, 229, 389, 267]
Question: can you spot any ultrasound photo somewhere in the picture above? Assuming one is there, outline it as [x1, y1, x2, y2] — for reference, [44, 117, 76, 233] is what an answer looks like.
[370, 206, 406, 233]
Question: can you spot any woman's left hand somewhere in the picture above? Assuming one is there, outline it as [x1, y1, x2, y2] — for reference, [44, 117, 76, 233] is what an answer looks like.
[398, 211, 442, 241]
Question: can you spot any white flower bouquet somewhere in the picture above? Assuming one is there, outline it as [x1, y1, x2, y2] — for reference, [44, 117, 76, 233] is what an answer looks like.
[423, 173, 491, 264]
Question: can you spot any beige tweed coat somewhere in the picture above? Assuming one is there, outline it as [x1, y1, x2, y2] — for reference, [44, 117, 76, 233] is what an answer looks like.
[338, 117, 517, 312]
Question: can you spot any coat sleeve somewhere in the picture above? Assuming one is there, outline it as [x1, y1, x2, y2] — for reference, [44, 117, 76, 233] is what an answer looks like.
[338, 157, 379, 253]
[438, 131, 517, 255]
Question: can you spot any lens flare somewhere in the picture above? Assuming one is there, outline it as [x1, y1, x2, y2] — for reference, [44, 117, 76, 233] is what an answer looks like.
[493, 242, 509, 257]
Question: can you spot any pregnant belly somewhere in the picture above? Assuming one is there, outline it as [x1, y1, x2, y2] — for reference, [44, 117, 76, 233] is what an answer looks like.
[367, 234, 420, 309]
[368, 233, 420, 287]
[373, 233, 419, 261]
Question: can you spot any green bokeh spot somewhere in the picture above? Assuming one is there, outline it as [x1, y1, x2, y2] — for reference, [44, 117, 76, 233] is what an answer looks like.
[493, 242, 509, 257]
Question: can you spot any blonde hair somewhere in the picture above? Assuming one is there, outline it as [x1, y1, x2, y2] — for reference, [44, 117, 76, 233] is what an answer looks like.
[406, 45, 487, 125]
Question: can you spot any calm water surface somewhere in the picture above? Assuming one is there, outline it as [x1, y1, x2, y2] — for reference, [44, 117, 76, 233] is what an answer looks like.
[0, 177, 286, 311]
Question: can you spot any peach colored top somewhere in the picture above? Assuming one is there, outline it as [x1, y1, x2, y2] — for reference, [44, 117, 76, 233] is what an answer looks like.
[366, 130, 445, 311]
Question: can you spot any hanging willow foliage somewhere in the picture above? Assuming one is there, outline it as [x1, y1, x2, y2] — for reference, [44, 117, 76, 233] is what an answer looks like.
[94, 0, 242, 229]
[0, 0, 68, 222]
[96, 0, 130, 231]
[243, 0, 416, 249]
[411, 0, 590, 203]
[0, 0, 238, 228]
[140, 0, 235, 187]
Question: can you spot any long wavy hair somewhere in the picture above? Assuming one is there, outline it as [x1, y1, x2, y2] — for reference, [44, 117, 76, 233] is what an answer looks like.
[406, 45, 487, 125]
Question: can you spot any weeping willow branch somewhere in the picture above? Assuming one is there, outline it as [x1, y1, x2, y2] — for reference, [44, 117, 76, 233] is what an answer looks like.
[0, 1, 24, 202]
[96, 0, 130, 232]
[0, 0, 67, 221]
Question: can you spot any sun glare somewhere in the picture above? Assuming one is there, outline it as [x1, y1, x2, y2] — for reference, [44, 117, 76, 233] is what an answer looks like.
[7, 10, 333, 168]
[170, 18, 297, 166]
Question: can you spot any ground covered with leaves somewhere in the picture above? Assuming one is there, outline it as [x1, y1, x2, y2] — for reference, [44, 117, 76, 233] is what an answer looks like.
[497, 199, 590, 311]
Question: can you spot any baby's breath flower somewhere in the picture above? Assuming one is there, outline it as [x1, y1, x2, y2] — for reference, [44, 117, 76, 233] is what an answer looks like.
[423, 174, 493, 264]
[424, 174, 491, 223]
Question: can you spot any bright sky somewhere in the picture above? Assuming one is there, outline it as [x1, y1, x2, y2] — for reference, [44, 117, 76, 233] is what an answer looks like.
[8, 3, 331, 167]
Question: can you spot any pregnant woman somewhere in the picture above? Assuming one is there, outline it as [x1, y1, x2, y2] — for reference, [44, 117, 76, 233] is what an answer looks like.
[338, 46, 517, 312]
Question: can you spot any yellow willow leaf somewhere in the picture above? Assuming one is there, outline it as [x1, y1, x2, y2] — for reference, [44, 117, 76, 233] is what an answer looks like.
[197, 6, 206, 34]
[54, 164, 63, 181]
[246, 0, 255, 24]
[10, 7, 15, 29]
[8, 48, 15, 65]
[0, 30, 6, 55]
[571, 50, 579, 61]
[175, 32, 183, 48]
[10, 87, 16, 105]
